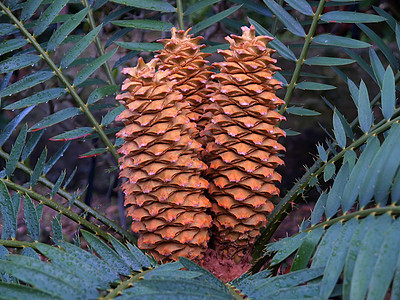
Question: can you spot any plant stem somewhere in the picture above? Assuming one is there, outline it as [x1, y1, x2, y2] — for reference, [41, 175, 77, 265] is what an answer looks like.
[103, 269, 153, 299]
[0, 240, 36, 249]
[0, 3, 120, 162]
[2, 179, 112, 242]
[176, 0, 184, 30]
[279, 0, 327, 115]
[0, 148, 137, 244]
[82, 0, 116, 86]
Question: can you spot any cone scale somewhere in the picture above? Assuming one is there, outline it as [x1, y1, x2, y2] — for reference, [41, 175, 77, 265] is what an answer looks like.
[204, 25, 285, 259]
[116, 25, 285, 264]
[116, 58, 212, 262]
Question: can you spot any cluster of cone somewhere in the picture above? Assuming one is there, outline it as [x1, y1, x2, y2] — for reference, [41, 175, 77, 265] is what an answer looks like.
[116, 25, 285, 263]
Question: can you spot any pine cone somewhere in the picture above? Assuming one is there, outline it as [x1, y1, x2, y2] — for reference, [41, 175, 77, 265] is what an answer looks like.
[116, 58, 212, 262]
[155, 28, 214, 145]
[204, 25, 286, 259]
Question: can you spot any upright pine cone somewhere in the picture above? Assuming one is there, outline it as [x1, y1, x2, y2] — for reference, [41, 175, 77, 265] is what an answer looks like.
[155, 28, 214, 144]
[204, 25, 286, 259]
[116, 58, 212, 262]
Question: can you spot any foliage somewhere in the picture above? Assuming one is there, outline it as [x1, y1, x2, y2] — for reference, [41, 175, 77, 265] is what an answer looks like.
[0, 0, 399, 299]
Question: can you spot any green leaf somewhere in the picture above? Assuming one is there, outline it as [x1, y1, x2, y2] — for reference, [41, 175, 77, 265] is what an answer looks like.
[0, 39, 28, 56]
[59, 241, 120, 283]
[357, 80, 373, 133]
[88, 85, 119, 105]
[184, 0, 221, 15]
[358, 23, 399, 70]
[79, 148, 107, 158]
[73, 48, 117, 86]
[0, 282, 57, 300]
[312, 34, 371, 48]
[50, 127, 94, 141]
[335, 108, 354, 140]
[333, 109, 346, 148]
[248, 17, 297, 62]
[296, 82, 336, 90]
[21, 0, 43, 21]
[113, 51, 139, 69]
[311, 191, 327, 225]
[33, 0, 69, 36]
[0, 180, 17, 239]
[60, 25, 102, 69]
[21, 129, 44, 162]
[341, 137, 380, 212]
[283, 128, 300, 136]
[63, 167, 77, 189]
[0, 54, 40, 74]
[323, 162, 336, 182]
[4, 88, 66, 110]
[268, 233, 307, 266]
[284, 0, 313, 16]
[319, 218, 358, 299]
[109, 235, 142, 271]
[262, 0, 305, 37]
[343, 48, 375, 81]
[23, 195, 41, 241]
[111, 20, 173, 31]
[101, 106, 125, 126]
[373, 5, 397, 31]
[43, 141, 70, 175]
[30, 147, 47, 188]
[304, 57, 355, 66]
[317, 144, 328, 162]
[396, 23, 400, 52]
[126, 243, 153, 269]
[320, 11, 386, 24]
[374, 124, 400, 205]
[180, 258, 227, 291]
[273, 72, 288, 86]
[350, 215, 392, 300]
[50, 170, 65, 199]
[286, 106, 320, 116]
[51, 215, 63, 244]
[347, 78, 359, 107]
[109, 0, 175, 12]
[191, 5, 242, 34]
[312, 222, 342, 268]
[35, 243, 107, 290]
[105, 27, 132, 48]
[382, 66, 395, 120]
[30, 107, 82, 131]
[0, 106, 33, 148]
[0, 24, 16, 36]
[369, 48, 384, 87]
[47, 8, 89, 51]
[6, 124, 27, 177]
[242, 268, 324, 298]
[114, 41, 163, 52]
[0, 71, 54, 98]
[367, 218, 400, 299]
[102, 6, 133, 26]
[81, 230, 131, 276]
[291, 227, 324, 271]
[1, 255, 92, 299]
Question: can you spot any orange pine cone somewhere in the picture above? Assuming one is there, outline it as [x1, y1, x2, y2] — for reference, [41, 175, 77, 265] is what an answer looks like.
[116, 57, 212, 262]
[155, 27, 214, 145]
[204, 25, 286, 259]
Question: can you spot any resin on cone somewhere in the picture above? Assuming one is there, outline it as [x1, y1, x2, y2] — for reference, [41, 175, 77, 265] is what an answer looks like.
[204, 25, 286, 260]
[116, 57, 212, 262]
[155, 27, 214, 145]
